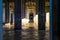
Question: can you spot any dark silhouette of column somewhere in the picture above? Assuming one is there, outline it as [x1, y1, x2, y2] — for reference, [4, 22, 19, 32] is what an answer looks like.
[29, 12, 34, 28]
[0, 0, 3, 40]
[10, 13, 13, 24]
[38, 0, 45, 30]
[14, 0, 21, 30]
[5, 1, 9, 23]
[52, 0, 59, 40]
[29, 12, 34, 23]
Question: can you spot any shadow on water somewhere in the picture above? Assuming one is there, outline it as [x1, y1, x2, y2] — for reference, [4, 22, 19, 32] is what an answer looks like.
[38, 30, 45, 40]
[3, 27, 49, 40]
[3, 30, 14, 40]
[14, 30, 21, 40]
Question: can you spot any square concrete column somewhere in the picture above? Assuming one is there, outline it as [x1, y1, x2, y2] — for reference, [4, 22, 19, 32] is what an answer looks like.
[10, 13, 13, 24]
[0, 0, 3, 40]
[52, 0, 59, 40]
[14, 0, 21, 30]
[38, 0, 45, 30]
[5, 1, 9, 23]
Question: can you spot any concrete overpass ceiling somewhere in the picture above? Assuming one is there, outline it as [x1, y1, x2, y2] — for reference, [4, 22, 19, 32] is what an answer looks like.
[3, 0, 49, 2]
[46, 0, 49, 1]
[3, 0, 14, 2]
[3, 0, 49, 12]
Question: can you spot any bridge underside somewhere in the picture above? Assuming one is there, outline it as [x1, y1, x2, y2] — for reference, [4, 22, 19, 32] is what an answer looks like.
[3, 0, 49, 31]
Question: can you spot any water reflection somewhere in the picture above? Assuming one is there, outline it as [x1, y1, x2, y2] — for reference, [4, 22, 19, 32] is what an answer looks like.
[3, 28, 49, 40]
[3, 30, 14, 40]
[38, 31, 45, 40]
[14, 31, 21, 40]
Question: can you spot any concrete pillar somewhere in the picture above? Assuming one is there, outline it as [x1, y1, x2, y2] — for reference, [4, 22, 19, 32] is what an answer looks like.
[29, 12, 34, 28]
[14, 0, 21, 30]
[9, 8, 13, 24]
[52, 0, 59, 40]
[5, 1, 9, 23]
[0, 0, 3, 40]
[38, 0, 45, 30]
[10, 13, 13, 24]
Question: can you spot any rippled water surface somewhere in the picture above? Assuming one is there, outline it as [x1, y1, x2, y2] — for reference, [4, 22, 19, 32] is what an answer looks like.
[3, 28, 49, 40]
